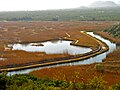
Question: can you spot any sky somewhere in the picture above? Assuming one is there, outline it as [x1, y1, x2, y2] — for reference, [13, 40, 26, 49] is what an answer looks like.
[0, 0, 120, 11]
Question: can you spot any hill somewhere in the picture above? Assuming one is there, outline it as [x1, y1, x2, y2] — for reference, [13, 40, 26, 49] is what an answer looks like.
[0, 7, 120, 21]
[89, 1, 118, 7]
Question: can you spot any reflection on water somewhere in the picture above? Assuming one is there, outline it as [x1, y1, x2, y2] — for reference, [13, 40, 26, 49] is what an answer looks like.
[8, 32, 117, 75]
[0, 58, 6, 61]
[10, 40, 92, 55]
[86, 32, 116, 53]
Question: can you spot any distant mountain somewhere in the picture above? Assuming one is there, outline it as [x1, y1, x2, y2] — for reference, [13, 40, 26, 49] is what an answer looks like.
[89, 1, 118, 7]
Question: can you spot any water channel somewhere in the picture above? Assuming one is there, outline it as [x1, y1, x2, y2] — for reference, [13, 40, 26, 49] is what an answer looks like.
[8, 32, 117, 75]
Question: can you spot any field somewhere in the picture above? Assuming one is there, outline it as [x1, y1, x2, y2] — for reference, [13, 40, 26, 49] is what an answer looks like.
[101, 48, 120, 73]
[0, 21, 120, 88]
[30, 46, 120, 87]
[29, 21, 120, 87]
[30, 64, 120, 86]
[0, 21, 114, 69]
[29, 24, 120, 86]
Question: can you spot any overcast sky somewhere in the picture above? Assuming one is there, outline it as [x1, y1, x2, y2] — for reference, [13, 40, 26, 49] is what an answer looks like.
[0, 0, 120, 11]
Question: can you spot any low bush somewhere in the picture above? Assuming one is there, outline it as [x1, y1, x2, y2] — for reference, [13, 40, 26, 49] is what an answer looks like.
[112, 83, 120, 90]
[0, 73, 119, 90]
[94, 64, 104, 73]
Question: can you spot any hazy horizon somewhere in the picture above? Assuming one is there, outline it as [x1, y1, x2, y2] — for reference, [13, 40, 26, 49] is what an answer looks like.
[0, 0, 120, 11]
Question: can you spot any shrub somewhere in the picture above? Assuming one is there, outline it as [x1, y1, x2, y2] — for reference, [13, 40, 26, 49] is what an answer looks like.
[0, 72, 10, 90]
[0, 73, 116, 90]
[87, 76, 107, 90]
[112, 83, 120, 90]
[94, 64, 104, 73]
[74, 83, 87, 90]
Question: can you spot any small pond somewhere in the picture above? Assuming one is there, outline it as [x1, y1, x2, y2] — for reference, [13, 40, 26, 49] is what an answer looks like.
[9, 40, 92, 55]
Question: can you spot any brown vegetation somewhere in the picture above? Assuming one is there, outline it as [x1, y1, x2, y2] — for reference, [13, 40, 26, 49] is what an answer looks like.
[30, 64, 120, 86]
[100, 48, 120, 74]
[94, 29, 120, 74]
[0, 21, 114, 43]
[30, 45, 120, 86]
[0, 21, 119, 86]
[29, 21, 120, 87]
[0, 21, 114, 68]
[95, 31, 120, 44]
[0, 50, 70, 67]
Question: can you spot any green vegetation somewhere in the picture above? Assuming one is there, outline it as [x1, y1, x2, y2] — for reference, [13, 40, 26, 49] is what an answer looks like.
[0, 73, 69, 90]
[94, 64, 104, 73]
[104, 24, 120, 37]
[0, 73, 120, 90]
[112, 83, 120, 90]
[0, 7, 120, 21]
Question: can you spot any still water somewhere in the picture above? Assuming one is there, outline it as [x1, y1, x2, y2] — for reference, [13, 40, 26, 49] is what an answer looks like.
[10, 40, 92, 55]
[8, 32, 116, 75]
